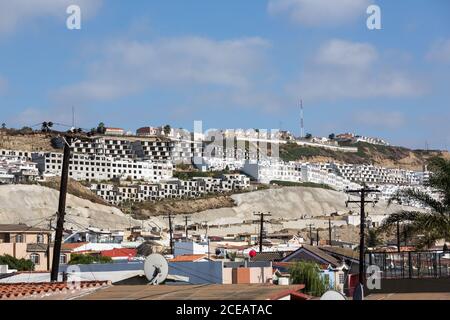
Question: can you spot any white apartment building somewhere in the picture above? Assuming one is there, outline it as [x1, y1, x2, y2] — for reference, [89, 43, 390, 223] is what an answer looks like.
[300, 163, 360, 191]
[71, 136, 173, 162]
[355, 135, 390, 146]
[171, 138, 203, 164]
[329, 163, 424, 185]
[0, 151, 39, 183]
[90, 174, 250, 205]
[242, 160, 302, 184]
[34, 152, 173, 182]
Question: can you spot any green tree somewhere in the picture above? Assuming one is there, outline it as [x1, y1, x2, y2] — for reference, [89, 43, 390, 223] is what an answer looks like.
[1, 123, 6, 130]
[97, 122, 106, 134]
[0, 255, 34, 271]
[366, 228, 382, 248]
[305, 133, 312, 140]
[380, 157, 450, 248]
[68, 254, 112, 265]
[329, 133, 336, 140]
[289, 261, 328, 296]
[163, 125, 171, 136]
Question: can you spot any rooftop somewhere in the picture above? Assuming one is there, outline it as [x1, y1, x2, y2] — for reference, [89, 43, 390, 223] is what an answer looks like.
[0, 224, 51, 233]
[0, 281, 110, 300]
[169, 254, 208, 262]
[79, 284, 306, 300]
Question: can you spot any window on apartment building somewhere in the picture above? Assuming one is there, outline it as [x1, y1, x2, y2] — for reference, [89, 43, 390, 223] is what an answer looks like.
[30, 253, 40, 265]
[339, 273, 345, 284]
[15, 234, 24, 243]
[37, 234, 45, 244]
[60, 254, 67, 264]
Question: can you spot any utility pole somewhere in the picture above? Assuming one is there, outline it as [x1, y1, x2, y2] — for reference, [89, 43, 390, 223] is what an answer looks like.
[184, 216, 191, 241]
[345, 185, 380, 300]
[47, 217, 53, 273]
[316, 229, 320, 246]
[397, 220, 401, 253]
[203, 221, 210, 260]
[32, 122, 92, 282]
[164, 213, 174, 255]
[50, 135, 72, 282]
[328, 218, 332, 246]
[254, 212, 272, 253]
[307, 224, 314, 245]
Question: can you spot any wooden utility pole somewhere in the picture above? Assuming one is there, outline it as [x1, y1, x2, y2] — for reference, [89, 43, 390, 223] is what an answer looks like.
[307, 224, 314, 245]
[51, 136, 72, 282]
[184, 216, 191, 241]
[345, 185, 380, 299]
[316, 229, 320, 246]
[328, 218, 332, 246]
[202, 221, 210, 259]
[164, 213, 174, 255]
[397, 220, 401, 253]
[254, 212, 271, 252]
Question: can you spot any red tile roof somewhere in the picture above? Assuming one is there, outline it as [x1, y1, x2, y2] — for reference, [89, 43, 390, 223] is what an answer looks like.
[100, 248, 137, 258]
[0, 281, 109, 300]
[61, 242, 88, 251]
[169, 254, 207, 262]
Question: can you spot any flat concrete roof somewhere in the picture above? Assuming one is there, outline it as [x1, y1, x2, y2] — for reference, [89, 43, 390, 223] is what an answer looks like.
[79, 284, 305, 300]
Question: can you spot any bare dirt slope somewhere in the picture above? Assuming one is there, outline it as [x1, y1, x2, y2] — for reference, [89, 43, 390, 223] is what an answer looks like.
[0, 132, 57, 152]
[149, 187, 421, 236]
[0, 185, 145, 230]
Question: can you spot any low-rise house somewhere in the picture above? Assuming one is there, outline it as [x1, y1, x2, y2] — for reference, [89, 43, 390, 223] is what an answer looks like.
[275, 244, 349, 294]
[0, 224, 69, 271]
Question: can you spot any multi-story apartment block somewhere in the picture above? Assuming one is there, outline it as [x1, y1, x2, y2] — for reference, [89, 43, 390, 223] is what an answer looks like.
[329, 163, 423, 185]
[33, 153, 173, 182]
[0, 150, 39, 183]
[71, 136, 173, 162]
[242, 160, 302, 184]
[90, 174, 250, 205]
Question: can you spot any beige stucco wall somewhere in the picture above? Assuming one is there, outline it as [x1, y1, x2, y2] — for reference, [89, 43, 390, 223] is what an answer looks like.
[249, 267, 273, 284]
[222, 268, 233, 284]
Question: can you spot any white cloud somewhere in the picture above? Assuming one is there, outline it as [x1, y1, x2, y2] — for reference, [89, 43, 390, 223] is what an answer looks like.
[0, 0, 102, 34]
[289, 38, 426, 100]
[315, 39, 378, 68]
[54, 36, 271, 103]
[426, 39, 450, 64]
[268, 0, 370, 27]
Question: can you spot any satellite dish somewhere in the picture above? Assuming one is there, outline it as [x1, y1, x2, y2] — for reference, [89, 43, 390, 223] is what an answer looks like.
[320, 290, 347, 300]
[144, 254, 169, 285]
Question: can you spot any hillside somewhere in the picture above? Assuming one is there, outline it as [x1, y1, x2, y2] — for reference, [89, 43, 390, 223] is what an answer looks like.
[0, 131, 58, 152]
[1, 131, 448, 171]
[281, 141, 450, 170]
[0, 185, 147, 230]
[148, 186, 422, 237]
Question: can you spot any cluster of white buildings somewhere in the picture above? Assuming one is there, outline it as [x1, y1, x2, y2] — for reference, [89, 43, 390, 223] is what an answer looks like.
[335, 133, 390, 146]
[242, 160, 361, 190]
[33, 152, 173, 183]
[242, 160, 429, 191]
[89, 174, 250, 204]
[323, 163, 429, 186]
[0, 149, 39, 183]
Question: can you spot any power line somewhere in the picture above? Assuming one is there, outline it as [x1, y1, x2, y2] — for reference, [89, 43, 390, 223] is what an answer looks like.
[307, 223, 314, 246]
[345, 185, 380, 300]
[253, 211, 272, 253]
[163, 213, 174, 255]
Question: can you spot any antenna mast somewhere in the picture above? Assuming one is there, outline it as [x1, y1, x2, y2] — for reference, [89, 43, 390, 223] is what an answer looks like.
[300, 99, 304, 139]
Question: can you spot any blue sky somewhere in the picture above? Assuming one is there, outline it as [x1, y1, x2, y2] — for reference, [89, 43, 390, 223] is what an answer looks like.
[0, 0, 449, 150]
